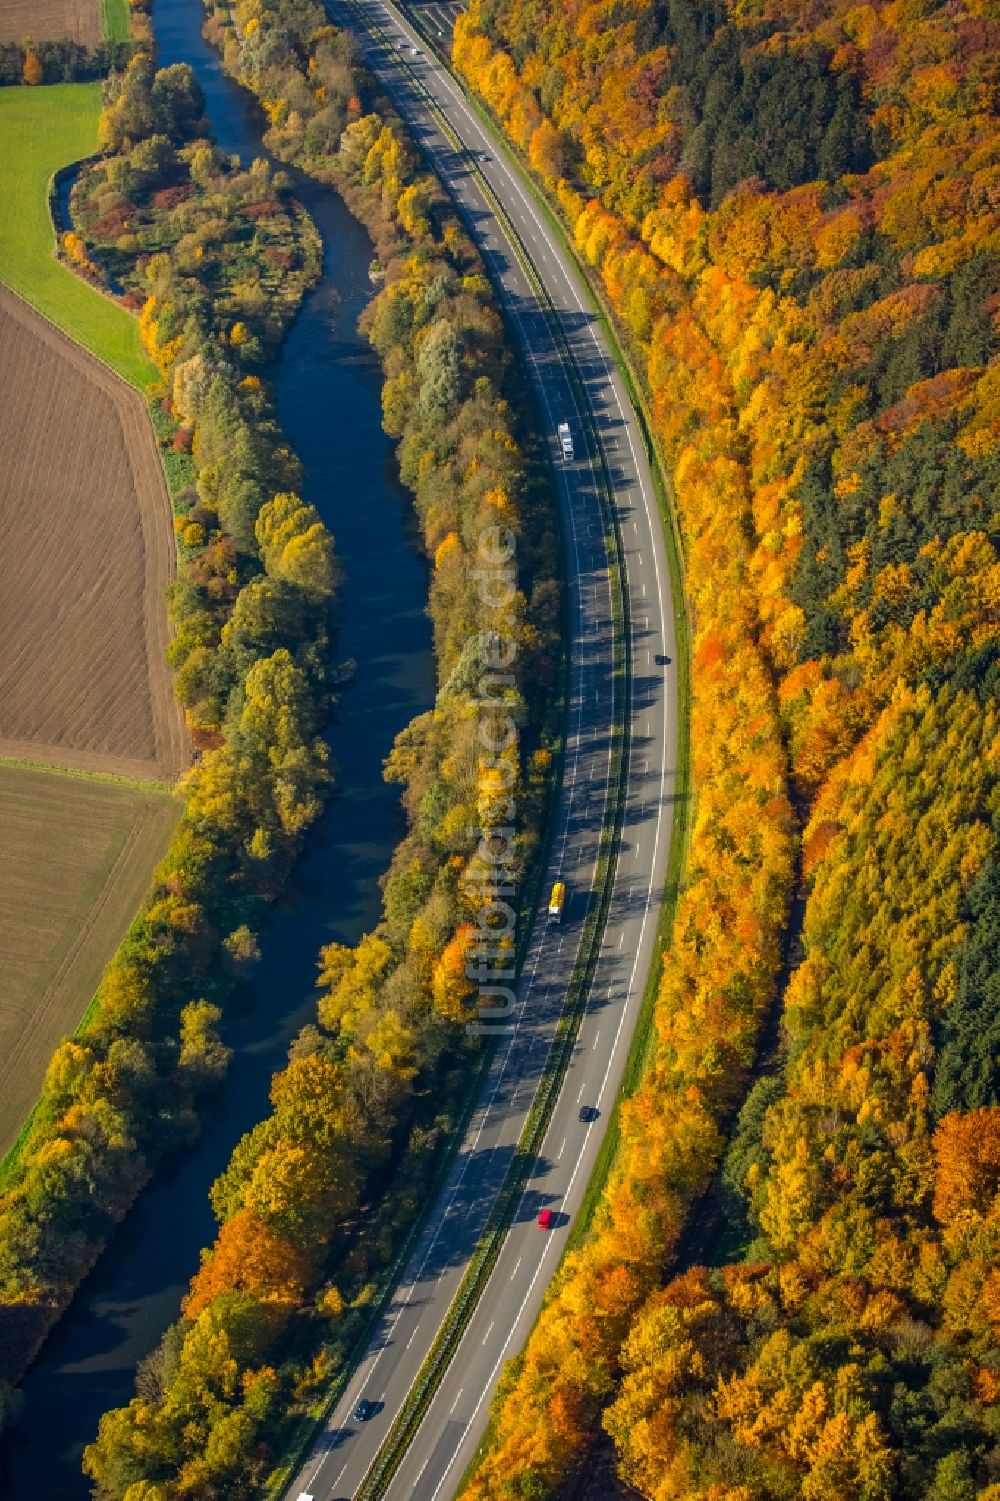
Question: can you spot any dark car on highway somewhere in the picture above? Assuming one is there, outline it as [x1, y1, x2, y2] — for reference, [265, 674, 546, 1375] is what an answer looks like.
[353, 1398, 375, 1422]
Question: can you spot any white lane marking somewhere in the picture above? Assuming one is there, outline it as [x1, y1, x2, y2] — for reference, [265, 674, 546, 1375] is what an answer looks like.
[320, 880, 555, 1489]
[510, 1257, 521, 1280]
[422, 1219, 581, 1500]
[593, 1030, 600, 1050]
[557, 1137, 566, 1161]
[303, 114, 602, 1461]
[449, 1389, 464, 1415]
[319, 9, 676, 1498]
[482, 1322, 494, 1344]
[406, 1327, 418, 1349]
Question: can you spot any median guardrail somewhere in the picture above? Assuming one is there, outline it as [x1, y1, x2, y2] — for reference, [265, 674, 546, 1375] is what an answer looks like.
[343, 15, 635, 1498]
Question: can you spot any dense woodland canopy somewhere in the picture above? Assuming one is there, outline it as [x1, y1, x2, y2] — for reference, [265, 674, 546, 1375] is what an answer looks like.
[0, 49, 337, 1433]
[76, 0, 562, 1493]
[0, 38, 135, 84]
[3, 0, 998, 1487]
[453, 0, 1000, 1496]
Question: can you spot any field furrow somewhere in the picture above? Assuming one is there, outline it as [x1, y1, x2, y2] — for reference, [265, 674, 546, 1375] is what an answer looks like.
[0, 762, 179, 1157]
[0, 286, 188, 781]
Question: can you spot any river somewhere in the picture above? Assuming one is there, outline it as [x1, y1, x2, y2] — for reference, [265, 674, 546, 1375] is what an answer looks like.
[0, 3, 435, 1494]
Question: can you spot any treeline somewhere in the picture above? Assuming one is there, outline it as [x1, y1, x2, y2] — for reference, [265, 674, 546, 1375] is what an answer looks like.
[0, 55, 335, 1429]
[0, 37, 136, 85]
[608, 687, 1000, 1501]
[454, 0, 1000, 1494]
[1, 0, 160, 82]
[81, 2, 560, 1494]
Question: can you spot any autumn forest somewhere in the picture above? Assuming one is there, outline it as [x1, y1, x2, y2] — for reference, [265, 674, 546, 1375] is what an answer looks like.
[453, 0, 1000, 1496]
[0, 0, 997, 1490]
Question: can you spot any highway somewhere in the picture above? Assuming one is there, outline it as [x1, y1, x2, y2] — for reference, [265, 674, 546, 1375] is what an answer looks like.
[293, 4, 678, 1497]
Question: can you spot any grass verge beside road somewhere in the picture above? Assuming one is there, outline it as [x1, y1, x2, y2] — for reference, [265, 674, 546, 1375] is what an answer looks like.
[336, 30, 633, 1494]
[0, 84, 155, 387]
[364, 11, 695, 1488]
[403, 0, 694, 1252]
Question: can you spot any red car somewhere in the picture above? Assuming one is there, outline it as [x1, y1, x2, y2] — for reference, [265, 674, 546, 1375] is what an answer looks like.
[537, 1208, 554, 1230]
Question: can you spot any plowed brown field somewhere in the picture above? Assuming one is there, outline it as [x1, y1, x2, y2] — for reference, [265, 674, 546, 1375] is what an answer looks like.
[0, 0, 100, 48]
[0, 763, 178, 1156]
[0, 286, 188, 781]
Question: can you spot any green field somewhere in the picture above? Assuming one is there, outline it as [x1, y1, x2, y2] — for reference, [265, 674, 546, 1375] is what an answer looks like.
[0, 85, 155, 387]
[101, 0, 131, 40]
[0, 763, 179, 1162]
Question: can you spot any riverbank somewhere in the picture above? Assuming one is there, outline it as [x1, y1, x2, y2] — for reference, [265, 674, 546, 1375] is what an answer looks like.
[0, 82, 153, 383]
[0, 7, 436, 1493]
[77, 0, 563, 1492]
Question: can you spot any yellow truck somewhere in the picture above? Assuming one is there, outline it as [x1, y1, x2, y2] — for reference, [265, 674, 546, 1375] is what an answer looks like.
[548, 881, 566, 921]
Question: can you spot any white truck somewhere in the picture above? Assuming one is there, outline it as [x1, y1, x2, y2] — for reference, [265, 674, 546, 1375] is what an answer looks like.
[557, 421, 574, 461]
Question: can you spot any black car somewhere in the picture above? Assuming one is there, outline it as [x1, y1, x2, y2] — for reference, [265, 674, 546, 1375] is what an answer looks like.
[353, 1398, 375, 1422]
[579, 1104, 600, 1124]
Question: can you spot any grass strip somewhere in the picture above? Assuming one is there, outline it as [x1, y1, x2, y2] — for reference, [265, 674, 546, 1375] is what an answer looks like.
[270, 473, 571, 1498]
[341, 25, 633, 1498]
[0, 84, 155, 387]
[100, 0, 131, 41]
[0, 754, 176, 794]
[264, 1039, 493, 1498]
[375, 6, 697, 1483]
[267, 202, 574, 1501]
[401, 0, 695, 1253]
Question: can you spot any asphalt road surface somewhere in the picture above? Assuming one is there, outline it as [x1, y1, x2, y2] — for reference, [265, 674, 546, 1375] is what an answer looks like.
[292, 5, 678, 1497]
[404, 0, 461, 42]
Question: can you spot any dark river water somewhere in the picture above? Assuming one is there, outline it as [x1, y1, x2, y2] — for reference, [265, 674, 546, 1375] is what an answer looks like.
[0, 3, 434, 1494]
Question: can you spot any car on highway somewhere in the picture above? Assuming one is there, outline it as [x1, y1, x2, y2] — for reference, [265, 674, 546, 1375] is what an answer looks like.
[548, 880, 566, 920]
[353, 1398, 376, 1422]
[409, 45, 421, 55]
[538, 1208, 554, 1229]
[579, 1104, 600, 1123]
